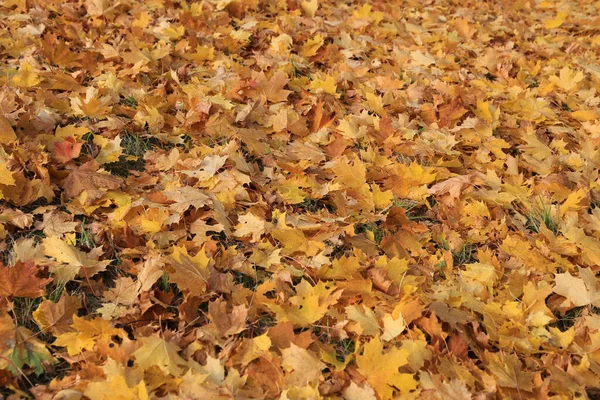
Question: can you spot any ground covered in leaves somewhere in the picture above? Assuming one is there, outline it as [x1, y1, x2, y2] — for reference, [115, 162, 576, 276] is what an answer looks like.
[1, 0, 600, 398]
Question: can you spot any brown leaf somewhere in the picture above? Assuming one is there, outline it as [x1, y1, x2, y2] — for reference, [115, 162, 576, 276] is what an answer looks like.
[60, 161, 123, 203]
[448, 334, 469, 360]
[255, 71, 291, 103]
[0, 260, 52, 299]
[428, 174, 474, 207]
[208, 298, 248, 336]
[33, 294, 81, 336]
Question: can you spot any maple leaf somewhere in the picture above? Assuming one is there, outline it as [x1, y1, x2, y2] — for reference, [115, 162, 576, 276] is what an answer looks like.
[0, 160, 16, 187]
[163, 186, 212, 213]
[94, 134, 123, 164]
[70, 87, 110, 119]
[164, 245, 211, 294]
[5, 325, 56, 376]
[267, 280, 343, 327]
[356, 336, 417, 399]
[308, 74, 338, 97]
[0, 115, 17, 144]
[255, 71, 291, 103]
[133, 336, 188, 376]
[300, 34, 324, 57]
[0, 260, 51, 299]
[381, 313, 406, 341]
[12, 61, 41, 88]
[54, 315, 126, 356]
[345, 305, 379, 336]
[60, 161, 123, 202]
[208, 298, 248, 336]
[428, 174, 474, 207]
[484, 351, 534, 391]
[33, 294, 82, 336]
[35, 212, 79, 237]
[281, 343, 326, 386]
[232, 333, 272, 367]
[343, 382, 378, 400]
[42, 236, 108, 282]
[52, 137, 82, 163]
[544, 12, 569, 29]
[553, 267, 600, 307]
[234, 212, 268, 242]
[301, 0, 318, 16]
[179, 154, 228, 181]
[84, 375, 149, 400]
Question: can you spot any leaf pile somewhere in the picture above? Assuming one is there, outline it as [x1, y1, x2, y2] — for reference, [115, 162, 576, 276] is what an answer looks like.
[1, 0, 600, 398]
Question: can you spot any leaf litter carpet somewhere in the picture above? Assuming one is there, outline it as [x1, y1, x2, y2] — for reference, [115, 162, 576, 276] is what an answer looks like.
[1, 0, 600, 399]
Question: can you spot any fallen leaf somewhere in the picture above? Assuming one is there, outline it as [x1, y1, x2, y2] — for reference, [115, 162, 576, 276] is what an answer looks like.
[33, 294, 82, 336]
[133, 336, 188, 377]
[0, 260, 51, 299]
[356, 336, 417, 399]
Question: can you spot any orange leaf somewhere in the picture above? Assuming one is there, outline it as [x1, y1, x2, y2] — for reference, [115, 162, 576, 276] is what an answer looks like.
[0, 260, 52, 299]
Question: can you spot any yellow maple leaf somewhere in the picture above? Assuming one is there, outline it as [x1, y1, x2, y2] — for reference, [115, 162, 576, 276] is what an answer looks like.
[70, 87, 110, 119]
[346, 305, 380, 336]
[269, 33, 293, 54]
[281, 343, 326, 386]
[381, 313, 406, 341]
[308, 74, 338, 97]
[300, 34, 324, 58]
[301, 0, 318, 17]
[570, 109, 598, 121]
[154, 21, 185, 41]
[559, 188, 586, 217]
[94, 134, 124, 164]
[185, 45, 215, 62]
[268, 280, 342, 327]
[544, 11, 568, 29]
[372, 184, 394, 209]
[42, 236, 107, 282]
[85, 375, 149, 400]
[326, 155, 366, 189]
[366, 91, 385, 115]
[353, 3, 383, 24]
[55, 124, 90, 141]
[240, 333, 272, 366]
[336, 115, 367, 139]
[12, 61, 40, 88]
[54, 315, 125, 356]
[128, 207, 170, 235]
[0, 161, 15, 186]
[234, 212, 267, 242]
[134, 105, 165, 132]
[133, 336, 188, 376]
[549, 66, 583, 91]
[553, 267, 600, 307]
[271, 215, 323, 256]
[390, 162, 437, 200]
[0, 116, 17, 144]
[356, 336, 417, 399]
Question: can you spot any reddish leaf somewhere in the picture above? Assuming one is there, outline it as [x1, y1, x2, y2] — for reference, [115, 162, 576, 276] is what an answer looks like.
[52, 137, 82, 163]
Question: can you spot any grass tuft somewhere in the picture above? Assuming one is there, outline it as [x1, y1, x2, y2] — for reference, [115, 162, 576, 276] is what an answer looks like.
[104, 131, 161, 177]
[119, 95, 138, 108]
[354, 221, 385, 244]
[452, 242, 476, 266]
[297, 198, 336, 213]
[526, 196, 560, 235]
[550, 306, 583, 332]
